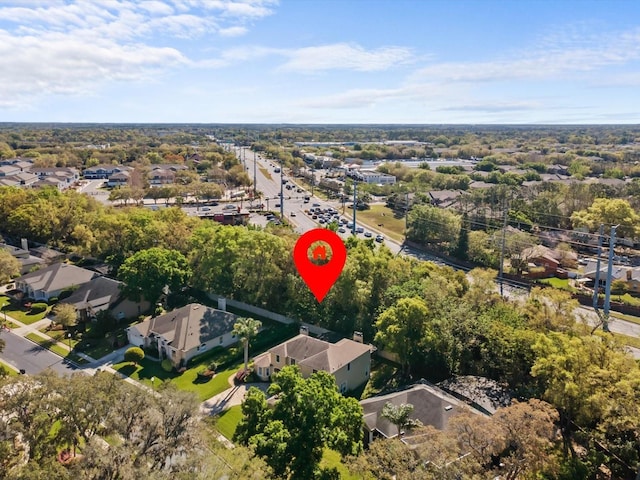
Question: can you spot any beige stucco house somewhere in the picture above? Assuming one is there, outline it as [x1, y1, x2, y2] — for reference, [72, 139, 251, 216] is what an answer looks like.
[253, 332, 373, 393]
[126, 303, 238, 368]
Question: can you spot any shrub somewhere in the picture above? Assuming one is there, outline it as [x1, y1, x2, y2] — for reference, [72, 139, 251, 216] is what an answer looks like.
[30, 303, 48, 314]
[124, 346, 145, 365]
[48, 297, 59, 305]
[161, 359, 173, 372]
[208, 361, 217, 372]
[196, 365, 207, 376]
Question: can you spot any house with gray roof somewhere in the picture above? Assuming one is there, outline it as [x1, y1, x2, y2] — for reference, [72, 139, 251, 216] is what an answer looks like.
[14, 263, 97, 301]
[126, 303, 239, 368]
[64, 276, 149, 322]
[360, 382, 487, 445]
[253, 332, 373, 393]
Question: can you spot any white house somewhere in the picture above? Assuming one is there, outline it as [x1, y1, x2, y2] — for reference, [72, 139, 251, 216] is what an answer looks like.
[126, 303, 238, 368]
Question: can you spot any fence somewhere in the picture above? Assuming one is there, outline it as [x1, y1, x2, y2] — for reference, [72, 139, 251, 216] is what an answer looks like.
[205, 292, 331, 337]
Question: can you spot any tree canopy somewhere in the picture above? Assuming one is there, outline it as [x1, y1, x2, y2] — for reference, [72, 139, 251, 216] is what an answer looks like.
[234, 366, 363, 479]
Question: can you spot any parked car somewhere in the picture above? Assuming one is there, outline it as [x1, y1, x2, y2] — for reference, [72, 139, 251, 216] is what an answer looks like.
[356, 226, 364, 233]
[338, 227, 346, 233]
[375, 234, 384, 243]
[364, 231, 372, 238]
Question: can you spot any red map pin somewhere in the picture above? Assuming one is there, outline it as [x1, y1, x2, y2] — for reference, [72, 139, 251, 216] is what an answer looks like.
[293, 228, 347, 303]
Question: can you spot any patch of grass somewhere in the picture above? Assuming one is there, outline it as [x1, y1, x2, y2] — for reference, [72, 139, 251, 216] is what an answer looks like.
[215, 405, 243, 440]
[25, 332, 75, 358]
[40, 326, 80, 349]
[0, 360, 18, 376]
[113, 356, 242, 401]
[356, 204, 406, 243]
[259, 167, 272, 180]
[537, 277, 577, 292]
[612, 332, 640, 350]
[611, 312, 640, 326]
[320, 448, 360, 480]
[3, 304, 51, 324]
[361, 359, 402, 400]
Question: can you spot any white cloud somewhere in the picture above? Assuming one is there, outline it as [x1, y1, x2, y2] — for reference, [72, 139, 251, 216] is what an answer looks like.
[411, 27, 640, 84]
[219, 25, 248, 37]
[0, 0, 278, 108]
[279, 43, 414, 73]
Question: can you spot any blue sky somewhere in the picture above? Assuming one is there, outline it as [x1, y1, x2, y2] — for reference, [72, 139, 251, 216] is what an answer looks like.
[1, 0, 640, 124]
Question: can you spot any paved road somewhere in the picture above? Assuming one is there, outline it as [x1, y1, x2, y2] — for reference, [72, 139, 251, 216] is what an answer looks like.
[0, 330, 79, 375]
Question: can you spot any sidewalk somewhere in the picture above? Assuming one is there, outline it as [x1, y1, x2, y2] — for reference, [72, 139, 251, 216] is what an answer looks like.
[200, 375, 269, 416]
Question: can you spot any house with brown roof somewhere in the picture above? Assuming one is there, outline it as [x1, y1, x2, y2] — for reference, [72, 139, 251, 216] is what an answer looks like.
[14, 263, 97, 301]
[126, 303, 238, 368]
[253, 331, 373, 393]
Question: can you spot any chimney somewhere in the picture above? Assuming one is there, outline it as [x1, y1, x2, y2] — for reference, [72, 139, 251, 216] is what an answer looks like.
[299, 325, 309, 336]
[353, 331, 363, 343]
[21, 238, 28, 251]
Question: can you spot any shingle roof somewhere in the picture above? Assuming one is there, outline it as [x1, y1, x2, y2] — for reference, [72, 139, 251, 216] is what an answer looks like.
[64, 276, 123, 310]
[360, 383, 482, 438]
[140, 303, 237, 352]
[16, 263, 96, 294]
[270, 334, 372, 373]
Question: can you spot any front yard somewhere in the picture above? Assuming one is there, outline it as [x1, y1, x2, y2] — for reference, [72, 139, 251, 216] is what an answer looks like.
[0, 295, 51, 324]
[113, 356, 244, 401]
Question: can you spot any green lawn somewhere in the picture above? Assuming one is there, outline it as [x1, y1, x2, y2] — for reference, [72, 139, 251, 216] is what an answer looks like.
[215, 405, 243, 440]
[40, 326, 80, 349]
[0, 360, 18, 376]
[320, 448, 360, 480]
[25, 332, 70, 356]
[613, 332, 640, 350]
[113, 357, 243, 401]
[537, 277, 577, 292]
[611, 312, 640, 326]
[355, 205, 406, 243]
[3, 303, 51, 325]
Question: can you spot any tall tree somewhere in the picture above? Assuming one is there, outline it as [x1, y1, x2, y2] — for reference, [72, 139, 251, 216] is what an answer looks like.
[375, 297, 429, 374]
[233, 317, 262, 373]
[0, 249, 20, 284]
[234, 366, 363, 479]
[52, 303, 77, 328]
[118, 247, 191, 303]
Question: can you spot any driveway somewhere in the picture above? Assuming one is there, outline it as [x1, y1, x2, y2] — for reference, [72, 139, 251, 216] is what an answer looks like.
[201, 381, 270, 416]
[0, 330, 79, 375]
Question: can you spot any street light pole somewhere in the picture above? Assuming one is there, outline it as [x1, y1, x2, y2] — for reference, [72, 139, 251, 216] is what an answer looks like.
[67, 332, 72, 350]
[280, 157, 284, 218]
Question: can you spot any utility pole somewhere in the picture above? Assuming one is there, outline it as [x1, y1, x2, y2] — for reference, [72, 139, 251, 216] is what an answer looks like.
[498, 198, 508, 297]
[603, 225, 618, 332]
[280, 156, 284, 218]
[253, 135, 258, 197]
[352, 181, 357, 235]
[592, 224, 604, 310]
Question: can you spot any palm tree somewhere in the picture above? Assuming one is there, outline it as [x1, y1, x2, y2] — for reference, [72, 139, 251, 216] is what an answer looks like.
[232, 317, 262, 373]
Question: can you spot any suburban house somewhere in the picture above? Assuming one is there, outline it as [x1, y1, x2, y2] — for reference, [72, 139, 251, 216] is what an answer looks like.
[360, 382, 487, 445]
[253, 331, 373, 393]
[30, 167, 79, 190]
[148, 168, 175, 186]
[126, 303, 238, 368]
[428, 190, 465, 208]
[582, 261, 640, 293]
[107, 170, 131, 187]
[83, 164, 132, 180]
[1, 241, 45, 275]
[13, 263, 97, 301]
[64, 276, 149, 322]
